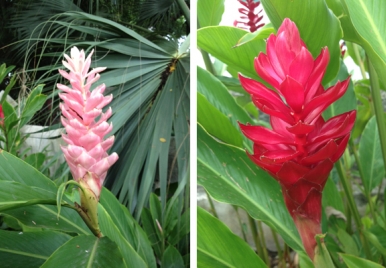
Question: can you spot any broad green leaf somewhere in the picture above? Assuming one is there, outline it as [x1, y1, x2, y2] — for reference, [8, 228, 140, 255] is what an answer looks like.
[197, 67, 252, 125]
[339, 253, 384, 268]
[0, 151, 57, 191]
[3, 205, 91, 235]
[99, 188, 155, 266]
[323, 59, 357, 121]
[98, 188, 155, 268]
[0, 181, 56, 212]
[197, 0, 225, 28]
[342, 0, 386, 88]
[359, 116, 385, 192]
[197, 207, 267, 268]
[198, 27, 267, 82]
[198, 92, 243, 147]
[40, 235, 125, 268]
[197, 67, 252, 148]
[260, 0, 342, 83]
[162, 246, 185, 268]
[0, 230, 71, 268]
[197, 124, 303, 251]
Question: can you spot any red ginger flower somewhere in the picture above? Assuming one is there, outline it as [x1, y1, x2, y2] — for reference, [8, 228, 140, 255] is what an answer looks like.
[0, 104, 4, 126]
[233, 0, 265, 33]
[238, 18, 356, 260]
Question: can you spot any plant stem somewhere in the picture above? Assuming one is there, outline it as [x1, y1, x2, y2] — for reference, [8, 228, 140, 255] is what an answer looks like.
[176, 0, 190, 25]
[247, 215, 268, 264]
[349, 139, 377, 223]
[205, 190, 218, 218]
[335, 159, 372, 260]
[270, 227, 283, 264]
[367, 56, 386, 173]
[353, 44, 367, 79]
[257, 220, 269, 265]
[233, 206, 248, 242]
[199, 49, 216, 75]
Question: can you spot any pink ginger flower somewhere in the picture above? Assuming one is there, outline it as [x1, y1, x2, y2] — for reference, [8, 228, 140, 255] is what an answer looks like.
[233, 0, 265, 33]
[57, 47, 118, 200]
[238, 18, 356, 260]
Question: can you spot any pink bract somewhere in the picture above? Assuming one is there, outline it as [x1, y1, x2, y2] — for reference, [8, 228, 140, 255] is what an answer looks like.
[238, 18, 356, 260]
[57, 47, 118, 199]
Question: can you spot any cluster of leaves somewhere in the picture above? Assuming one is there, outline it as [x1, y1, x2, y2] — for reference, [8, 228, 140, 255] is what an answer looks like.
[197, 0, 386, 267]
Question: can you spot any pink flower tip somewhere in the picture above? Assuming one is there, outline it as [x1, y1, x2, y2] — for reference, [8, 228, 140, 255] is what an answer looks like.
[58, 46, 118, 199]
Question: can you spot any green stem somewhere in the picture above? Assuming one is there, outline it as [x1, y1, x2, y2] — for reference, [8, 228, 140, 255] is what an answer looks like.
[257, 220, 269, 265]
[349, 139, 377, 223]
[270, 227, 283, 263]
[335, 160, 372, 260]
[205, 190, 218, 218]
[176, 0, 190, 25]
[199, 49, 216, 75]
[353, 44, 367, 79]
[233, 206, 248, 242]
[367, 56, 386, 173]
[247, 216, 268, 264]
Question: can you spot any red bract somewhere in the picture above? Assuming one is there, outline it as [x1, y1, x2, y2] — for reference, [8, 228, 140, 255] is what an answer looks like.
[0, 104, 3, 126]
[238, 18, 356, 260]
[233, 0, 265, 33]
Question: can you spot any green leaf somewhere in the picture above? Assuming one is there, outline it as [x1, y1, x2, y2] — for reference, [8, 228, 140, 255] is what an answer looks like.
[323, 59, 357, 121]
[342, 0, 386, 88]
[198, 26, 267, 82]
[260, 0, 342, 83]
[234, 24, 275, 47]
[0, 151, 57, 191]
[197, 0, 225, 27]
[197, 207, 267, 268]
[197, 124, 303, 251]
[198, 92, 243, 147]
[20, 85, 47, 128]
[336, 228, 359, 255]
[98, 188, 156, 268]
[162, 246, 185, 268]
[197, 67, 252, 148]
[3, 205, 91, 235]
[0, 181, 56, 212]
[339, 253, 385, 268]
[40, 235, 125, 268]
[359, 116, 385, 192]
[0, 230, 71, 268]
[23, 153, 46, 170]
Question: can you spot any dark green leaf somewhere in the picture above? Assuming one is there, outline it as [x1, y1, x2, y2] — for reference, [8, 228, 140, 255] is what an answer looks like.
[162, 246, 185, 268]
[198, 207, 267, 268]
[40, 235, 125, 268]
[0, 230, 71, 268]
[359, 116, 385, 192]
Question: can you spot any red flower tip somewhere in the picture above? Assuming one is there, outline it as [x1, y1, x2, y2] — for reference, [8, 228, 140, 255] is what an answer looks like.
[234, 0, 265, 33]
[0, 104, 4, 127]
[238, 18, 356, 261]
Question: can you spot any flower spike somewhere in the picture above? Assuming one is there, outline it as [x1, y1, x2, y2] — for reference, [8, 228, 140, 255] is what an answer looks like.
[238, 18, 356, 260]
